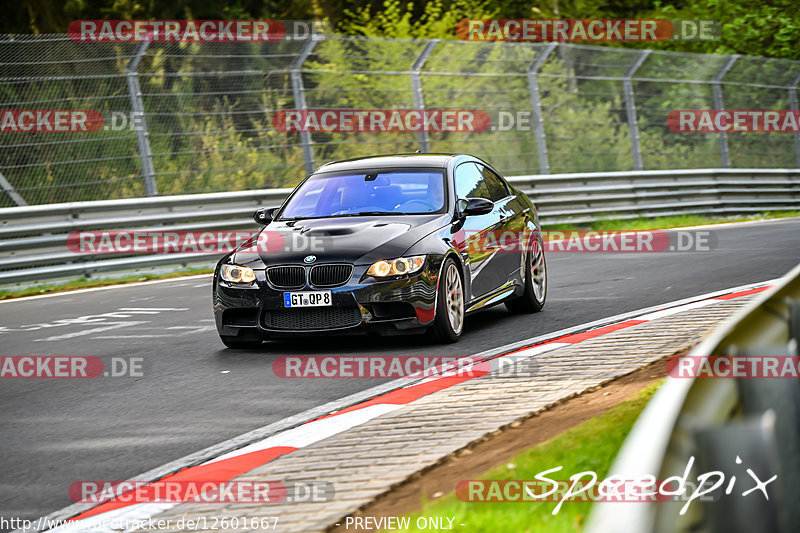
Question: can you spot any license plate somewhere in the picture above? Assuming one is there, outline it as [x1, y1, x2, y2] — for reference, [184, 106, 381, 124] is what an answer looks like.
[283, 291, 332, 308]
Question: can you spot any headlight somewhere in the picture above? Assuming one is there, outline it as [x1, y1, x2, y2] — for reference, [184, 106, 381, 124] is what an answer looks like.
[367, 256, 426, 278]
[220, 264, 257, 284]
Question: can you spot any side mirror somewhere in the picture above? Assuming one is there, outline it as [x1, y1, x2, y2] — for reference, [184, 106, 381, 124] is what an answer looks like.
[253, 207, 278, 225]
[458, 197, 494, 218]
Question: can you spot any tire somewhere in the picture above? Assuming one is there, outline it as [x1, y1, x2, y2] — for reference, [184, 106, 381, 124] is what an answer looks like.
[506, 235, 547, 313]
[219, 332, 263, 349]
[429, 257, 464, 343]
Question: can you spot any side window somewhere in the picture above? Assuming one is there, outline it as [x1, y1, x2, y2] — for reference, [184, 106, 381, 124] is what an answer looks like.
[455, 163, 492, 200]
[478, 164, 511, 201]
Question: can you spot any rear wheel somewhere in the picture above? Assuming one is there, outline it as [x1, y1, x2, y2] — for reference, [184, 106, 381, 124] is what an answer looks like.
[506, 236, 547, 313]
[219, 332, 264, 349]
[429, 258, 464, 343]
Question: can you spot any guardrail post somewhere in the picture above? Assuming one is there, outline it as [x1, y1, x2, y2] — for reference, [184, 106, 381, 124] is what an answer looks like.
[291, 38, 319, 175]
[712, 55, 739, 168]
[0, 170, 26, 206]
[789, 71, 800, 168]
[624, 50, 651, 171]
[411, 40, 439, 153]
[528, 43, 557, 175]
[126, 41, 157, 197]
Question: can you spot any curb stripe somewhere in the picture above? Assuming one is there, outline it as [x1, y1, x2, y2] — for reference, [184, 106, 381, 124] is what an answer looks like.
[319, 374, 484, 419]
[713, 286, 770, 300]
[556, 319, 648, 344]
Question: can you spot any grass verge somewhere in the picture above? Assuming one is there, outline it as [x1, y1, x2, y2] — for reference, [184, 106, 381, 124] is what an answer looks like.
[396, 381, 663, 533]
[0, 267, 213, 301]
[546, 210, 800, 231]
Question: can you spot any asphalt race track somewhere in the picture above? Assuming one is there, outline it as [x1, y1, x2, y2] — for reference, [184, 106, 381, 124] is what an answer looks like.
[1, 218, 799, 523]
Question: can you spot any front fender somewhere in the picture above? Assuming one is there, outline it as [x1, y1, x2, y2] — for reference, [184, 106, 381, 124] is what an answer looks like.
[403, 226, 470, 304]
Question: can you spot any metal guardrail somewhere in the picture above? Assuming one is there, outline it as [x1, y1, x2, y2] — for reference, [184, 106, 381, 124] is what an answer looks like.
[586, 263, 800, 533]
[1, 168, 799, 287]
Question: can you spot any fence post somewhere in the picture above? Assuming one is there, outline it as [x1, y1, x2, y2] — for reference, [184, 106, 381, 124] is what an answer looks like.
[528, 43, 557, 175]
[0, 170, 26, 206]
[291, 38, 318, 175]
[624, 50, 651, 171]
[789, 71, 800, 168]
[712, 55, 739, 168]
[410, 40, 439, 153]
[126, 41, 157, 197]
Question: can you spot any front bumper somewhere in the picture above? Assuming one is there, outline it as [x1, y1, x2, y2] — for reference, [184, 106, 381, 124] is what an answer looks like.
[213, 258, 442, 337]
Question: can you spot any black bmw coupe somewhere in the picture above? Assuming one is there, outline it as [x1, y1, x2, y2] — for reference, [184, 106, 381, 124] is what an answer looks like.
[213, 154, 546, 347]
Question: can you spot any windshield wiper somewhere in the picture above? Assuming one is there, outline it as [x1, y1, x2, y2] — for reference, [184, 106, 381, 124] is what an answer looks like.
[338, 211, 400, 216]
[280, 212, 403, 220]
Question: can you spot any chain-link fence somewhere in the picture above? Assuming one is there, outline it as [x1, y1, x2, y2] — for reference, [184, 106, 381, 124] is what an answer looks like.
[2, 33, 800, 207]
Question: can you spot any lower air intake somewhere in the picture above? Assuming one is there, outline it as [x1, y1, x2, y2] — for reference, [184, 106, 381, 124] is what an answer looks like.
[262, 307, 362, 330]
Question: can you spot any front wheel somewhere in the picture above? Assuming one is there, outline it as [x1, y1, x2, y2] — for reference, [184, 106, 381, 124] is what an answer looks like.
[506, 238, 547, 313]
[429, 257, 464, 343]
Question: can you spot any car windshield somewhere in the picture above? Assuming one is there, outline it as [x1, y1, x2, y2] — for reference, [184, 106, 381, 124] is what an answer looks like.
[279, 169, 447, 219]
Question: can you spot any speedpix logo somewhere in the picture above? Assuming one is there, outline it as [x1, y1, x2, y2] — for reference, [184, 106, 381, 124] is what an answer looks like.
[458, 455, 776, 516]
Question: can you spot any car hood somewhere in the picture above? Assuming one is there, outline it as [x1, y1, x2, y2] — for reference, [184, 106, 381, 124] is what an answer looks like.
[233, 214, 450, 268]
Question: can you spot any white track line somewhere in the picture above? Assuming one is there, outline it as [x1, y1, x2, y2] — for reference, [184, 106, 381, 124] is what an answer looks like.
[0, 274, 212, 304]
[634, 299, 720, 321]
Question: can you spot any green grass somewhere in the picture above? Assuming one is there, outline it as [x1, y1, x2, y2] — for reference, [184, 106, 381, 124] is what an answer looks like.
[545, 210, 800, 231]
[395, 382, 663, 533]
[544, 210, 800, 231]
[0, 267, 213, 301]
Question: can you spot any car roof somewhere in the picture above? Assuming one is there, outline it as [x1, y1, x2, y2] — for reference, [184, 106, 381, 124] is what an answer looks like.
[314, 153, 469, 173]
